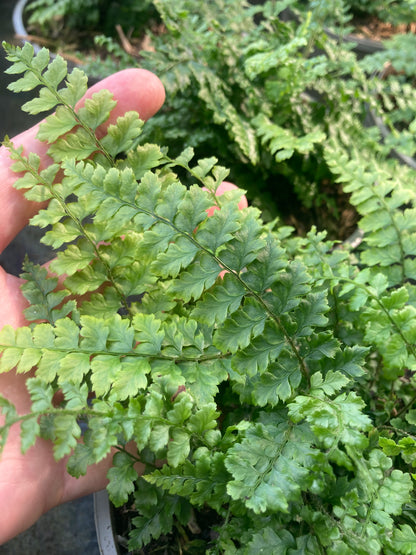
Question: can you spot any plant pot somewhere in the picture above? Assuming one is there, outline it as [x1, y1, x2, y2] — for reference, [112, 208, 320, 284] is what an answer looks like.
[12, 0, 100, 83]
[94, 490, 120, 555]
[13, 0, 39, 52]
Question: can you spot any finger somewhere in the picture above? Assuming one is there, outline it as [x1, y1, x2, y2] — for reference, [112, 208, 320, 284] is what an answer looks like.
[0, 68, 166, 254]
[0, 425, 112, 544]
[0, 267, 28, 329]
[78, 68, 165, 134]
[61, 448, 145, 508]
[205, 181, 248, 217]
[203, 181, 248, 278]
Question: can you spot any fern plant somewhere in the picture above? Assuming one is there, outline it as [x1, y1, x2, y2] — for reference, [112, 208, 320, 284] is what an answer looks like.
[2, 41, 416, 554]
[292, 0, 416, 28]
[24, 0, 159, 57]
[340, 0, 416, 25]
[356, 32, 416, 167]
[36, 0, 412, 236]
[86, 0, 376, 238]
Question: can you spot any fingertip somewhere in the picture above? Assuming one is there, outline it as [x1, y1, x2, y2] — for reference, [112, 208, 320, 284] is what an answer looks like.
[204, 181, 248, 217]
[0, 69, 166, 251]
[81, 68, 166, 122]
[0, 267, 28, 329]
[215, 181, 249, 210]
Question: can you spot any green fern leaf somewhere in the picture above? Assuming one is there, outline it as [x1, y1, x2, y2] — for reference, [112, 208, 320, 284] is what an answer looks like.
[218, 208, 265, 272]
[124, 143, 165, 180]
[54, 318, 80, 349]
[289, 391, 372, 450]
[389, 524, 416, 554]
[128, 479, 190, 550]
[173, 184, 213, 234]
[246, 529, 295, 554]
[0, 397, 18, 451]
[101, 111, 143, 157]
[179, 360, 229, 405]
[59, 67, 89, 106]
[336, 450, 413, 536]
[77, 89, 117, 130]
[47, 128, 98, 161]
[195, 202, 241, 254]
[58, 352, 91, 385]
[192, 70, 259, 164]
[254, 113, 325, 161]
[191, 273, 246, 326]
[25, 377, 54, 413]
[20, 417, 41, 454]
[53, 413, 82, 459]
[107, 451, 138, 507]
[292, 292, 329, 337]
[36, 350, 65, 382]
[66, 436, 97, 478]
[267, 261, 312, 313]
[24, 85, 60, 114]
[168, 252, 221, 302]
[0, 326, 36, 374]
[3, 31, 416, 554]
[40, 53, 68, 88]
[231, 321, 286, 377]
[309, 371, 351, 396]
[242, 233, 288, 293]
[249, 354, 302, 406]
[90, 355, 121, 397]
[20, 258, 74, 324]
[214, 297, 268, 353]
[4, 42, 68, 114]
[151, 236, 199, 278]
[132, 314, 164, 355]
[167, 428, 191, 467]
[225, 420, 315, 513]
[145, 451, 229, 510]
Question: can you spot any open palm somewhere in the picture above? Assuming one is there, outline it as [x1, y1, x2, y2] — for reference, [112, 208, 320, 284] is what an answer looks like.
[0, 68, 165, 544]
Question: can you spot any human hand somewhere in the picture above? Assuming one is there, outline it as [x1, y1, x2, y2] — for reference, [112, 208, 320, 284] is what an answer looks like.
[0, 65, 248, 545]
[0, 68, 165, 544]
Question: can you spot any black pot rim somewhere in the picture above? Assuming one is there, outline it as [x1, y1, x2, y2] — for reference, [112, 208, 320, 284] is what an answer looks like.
[12, 0, 101, 83]
[13, 0, 41, 51]
[94, 490, 120, 555]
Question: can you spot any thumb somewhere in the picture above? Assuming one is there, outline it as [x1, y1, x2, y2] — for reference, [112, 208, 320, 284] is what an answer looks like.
[0, 68, 166, 254]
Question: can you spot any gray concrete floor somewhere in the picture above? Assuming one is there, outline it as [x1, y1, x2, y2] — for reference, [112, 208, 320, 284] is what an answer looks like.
[0, 0, 101, 552]
[0, 496, 100, 555]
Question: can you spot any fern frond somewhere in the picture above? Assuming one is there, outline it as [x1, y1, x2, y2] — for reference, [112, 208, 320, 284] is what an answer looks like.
[224, 419, 316, 513]
[254, 112, 326, 162]
[20, 258, 76, 324]
[325, 140, 416, 286]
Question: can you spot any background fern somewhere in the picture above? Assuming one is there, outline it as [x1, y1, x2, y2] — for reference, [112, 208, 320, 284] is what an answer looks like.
[77, 0, 371, 236]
